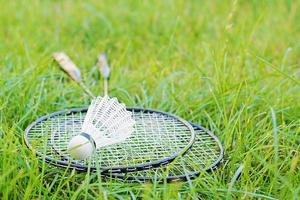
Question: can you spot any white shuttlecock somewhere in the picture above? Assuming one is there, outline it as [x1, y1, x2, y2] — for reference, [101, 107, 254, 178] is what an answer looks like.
[68, 96, 135, 160]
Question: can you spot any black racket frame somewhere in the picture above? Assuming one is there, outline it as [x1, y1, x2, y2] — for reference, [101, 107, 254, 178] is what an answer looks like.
[108, 123, 224, 182]
[24, 107, 197, 173]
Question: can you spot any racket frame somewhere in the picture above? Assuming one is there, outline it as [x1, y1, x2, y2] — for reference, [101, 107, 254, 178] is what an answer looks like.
[106, 123, 223, 182]
[24, 107, 196, 173]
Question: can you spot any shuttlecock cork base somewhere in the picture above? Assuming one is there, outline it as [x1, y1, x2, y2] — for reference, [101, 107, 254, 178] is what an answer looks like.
[67, 133, 96, 160]
[67, 96, 135, 160]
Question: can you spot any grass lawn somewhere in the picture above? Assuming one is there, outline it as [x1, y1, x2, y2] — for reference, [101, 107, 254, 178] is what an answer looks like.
[0, 0, 299, 199]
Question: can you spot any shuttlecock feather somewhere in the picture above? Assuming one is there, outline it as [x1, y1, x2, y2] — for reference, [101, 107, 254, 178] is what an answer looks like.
[68, 96, 135, 160]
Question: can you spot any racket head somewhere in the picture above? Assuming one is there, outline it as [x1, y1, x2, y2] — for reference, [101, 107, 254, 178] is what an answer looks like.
[24, 107, 195, 173]
[106, 123, 223, 182]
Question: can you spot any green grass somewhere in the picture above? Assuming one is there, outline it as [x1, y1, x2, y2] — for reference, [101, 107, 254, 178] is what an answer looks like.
[1, 0, 300, 199]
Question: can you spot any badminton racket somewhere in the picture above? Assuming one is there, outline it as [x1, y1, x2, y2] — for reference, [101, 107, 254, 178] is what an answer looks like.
[94, 53, 223, 181]
[24, 52, 195, 173]
[108, 122, 223, 182]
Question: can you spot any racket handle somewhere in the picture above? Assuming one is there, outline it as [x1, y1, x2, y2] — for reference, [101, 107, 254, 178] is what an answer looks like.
[97, 53, 110, 96]
[53, 52, 95, 98]
[53, 52, 82, 83]
[97, 53, 110, 79]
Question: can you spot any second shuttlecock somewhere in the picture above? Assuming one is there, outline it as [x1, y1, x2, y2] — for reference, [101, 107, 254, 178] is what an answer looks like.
[68, 96, 135, 160]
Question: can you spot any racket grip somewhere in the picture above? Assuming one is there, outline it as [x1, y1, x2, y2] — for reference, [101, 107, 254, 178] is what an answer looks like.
[97, 53, 110, 79]
[53, 52, 82, 83]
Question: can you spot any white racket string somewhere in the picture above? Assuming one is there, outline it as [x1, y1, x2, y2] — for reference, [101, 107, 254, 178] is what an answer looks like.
[25, 108, 195, 171]
[113, 126, 223, 181]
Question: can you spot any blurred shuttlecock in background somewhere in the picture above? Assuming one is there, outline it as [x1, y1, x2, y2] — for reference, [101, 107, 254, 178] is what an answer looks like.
[68, 96, 135, 160]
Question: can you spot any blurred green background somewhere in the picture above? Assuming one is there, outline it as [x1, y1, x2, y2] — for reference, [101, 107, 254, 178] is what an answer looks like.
[0, 0, 299, 199]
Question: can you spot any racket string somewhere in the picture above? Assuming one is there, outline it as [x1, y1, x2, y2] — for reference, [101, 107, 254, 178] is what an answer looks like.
[25, 109, 223, 180]
[118, 129, 221, 178]
[28, 111, 194, 167]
